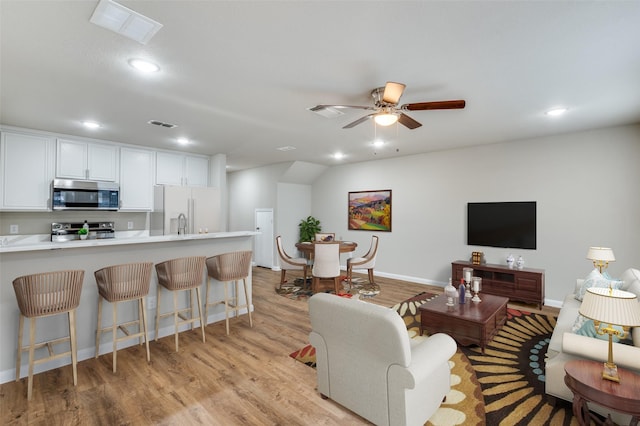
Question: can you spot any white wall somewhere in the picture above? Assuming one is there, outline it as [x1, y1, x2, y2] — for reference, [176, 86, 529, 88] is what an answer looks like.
[227, 162, 290, 232]
[228, 163, 312, 265]
[276, 182, 311, 257]
[310, 124, 640, 304]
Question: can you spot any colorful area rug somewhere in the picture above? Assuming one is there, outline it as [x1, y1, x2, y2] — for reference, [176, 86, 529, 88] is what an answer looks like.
[291, 293, 574, 425]
[276, 276, 378, 301]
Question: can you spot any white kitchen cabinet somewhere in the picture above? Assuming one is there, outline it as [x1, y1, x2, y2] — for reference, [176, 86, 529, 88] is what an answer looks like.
[1, 131, 55, 210]
[156, 152, 208, 187]
[56, 138, 118, 181]
[119, 147, 155, 211]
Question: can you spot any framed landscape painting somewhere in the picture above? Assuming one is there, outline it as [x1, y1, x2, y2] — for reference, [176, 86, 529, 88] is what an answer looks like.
[348, 190, 392, 232]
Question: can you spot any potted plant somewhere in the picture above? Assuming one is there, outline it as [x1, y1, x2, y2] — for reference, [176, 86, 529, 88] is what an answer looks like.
[298, 216, 321, 243]
[78, 227, 88, 240]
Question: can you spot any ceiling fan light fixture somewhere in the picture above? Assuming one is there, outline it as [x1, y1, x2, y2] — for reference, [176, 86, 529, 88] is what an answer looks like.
[374, 112, 399, 126]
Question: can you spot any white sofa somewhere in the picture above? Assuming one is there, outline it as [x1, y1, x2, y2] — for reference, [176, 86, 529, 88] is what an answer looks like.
[545, 268, 640, 423]
[308, 292, 457, 426]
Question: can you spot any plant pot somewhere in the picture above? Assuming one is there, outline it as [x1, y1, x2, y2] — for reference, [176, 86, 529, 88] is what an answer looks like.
[79, 234, 87, 240]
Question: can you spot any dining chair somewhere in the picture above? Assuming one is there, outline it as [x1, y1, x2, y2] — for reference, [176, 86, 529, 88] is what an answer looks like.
[347, 235, 379, 290]
[315, 233, 335, 242]
[276, 236, 309, 289]
[311, 242, 342, 293]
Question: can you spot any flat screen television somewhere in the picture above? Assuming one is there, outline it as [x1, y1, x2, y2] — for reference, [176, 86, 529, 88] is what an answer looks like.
[467, 202, 536, 250]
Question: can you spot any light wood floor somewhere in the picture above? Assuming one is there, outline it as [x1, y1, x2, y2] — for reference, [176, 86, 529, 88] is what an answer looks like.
[1, 267, 558, 425]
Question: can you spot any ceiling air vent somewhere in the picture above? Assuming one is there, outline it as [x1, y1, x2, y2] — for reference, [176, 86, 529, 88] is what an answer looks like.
[90, 0, 163, 45]
[307, 105, 345, 119]
[148, 120, 177, 129]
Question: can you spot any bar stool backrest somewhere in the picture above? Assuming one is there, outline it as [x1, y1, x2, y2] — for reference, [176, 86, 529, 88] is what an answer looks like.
[206, 251, 252, 281]
[13, 270, 84, 318]
[155, 256, 206, 290]
[95, 262, 153, 302]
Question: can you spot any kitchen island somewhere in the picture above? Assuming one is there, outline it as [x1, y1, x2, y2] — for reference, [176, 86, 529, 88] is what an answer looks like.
[0, 231, 257, 384]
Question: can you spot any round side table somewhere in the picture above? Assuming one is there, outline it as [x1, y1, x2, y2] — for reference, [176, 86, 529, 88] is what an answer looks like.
[564, 359, 640, 426]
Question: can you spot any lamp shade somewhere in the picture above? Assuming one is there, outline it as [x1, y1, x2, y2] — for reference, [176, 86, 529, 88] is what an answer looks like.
[586, 247, 615, 262]
[374, 113, 398, 126]
[579, 287, 640, 327]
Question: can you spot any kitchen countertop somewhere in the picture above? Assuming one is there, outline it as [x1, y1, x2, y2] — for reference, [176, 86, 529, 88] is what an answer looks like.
[0, 231, 258, 253]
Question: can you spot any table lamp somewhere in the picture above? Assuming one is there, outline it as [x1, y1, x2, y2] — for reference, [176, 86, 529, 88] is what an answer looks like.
[586, 247, 615, 273]
[578, 287, 640, 382]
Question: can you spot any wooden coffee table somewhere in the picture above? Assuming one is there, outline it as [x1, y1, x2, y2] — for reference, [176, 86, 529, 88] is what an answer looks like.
[419, 293, 508, 353]
[564, 359, 640, 426]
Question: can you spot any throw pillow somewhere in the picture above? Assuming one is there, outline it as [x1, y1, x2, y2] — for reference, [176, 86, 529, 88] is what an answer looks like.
[626, 279, 640, 299]
[571, 314, 632, 345]
[575, 268, 623, 302]
[620, 268, 640, 290]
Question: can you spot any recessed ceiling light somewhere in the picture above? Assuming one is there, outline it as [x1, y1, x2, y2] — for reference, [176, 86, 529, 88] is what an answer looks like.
[333, 152, 345, 160]
[128, 58, 160, 73]
[545, 107, 567, 117]
[177, 137, 189, 145]
[372, 139, 385, 147]
[82, 121, 101, 129]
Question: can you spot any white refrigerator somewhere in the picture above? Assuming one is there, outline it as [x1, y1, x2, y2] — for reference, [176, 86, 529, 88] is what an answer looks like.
[150, 185, 220, 235]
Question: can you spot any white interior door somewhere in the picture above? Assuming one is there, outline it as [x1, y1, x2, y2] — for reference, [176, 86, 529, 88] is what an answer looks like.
[255, 209, 273, 268]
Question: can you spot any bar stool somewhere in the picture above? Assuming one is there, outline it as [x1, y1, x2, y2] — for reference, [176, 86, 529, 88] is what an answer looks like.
[155, 256, 206, 352]
[205, 251, 253, 335]
[94, 262, 153, 373]
[12, 270, 84, 400]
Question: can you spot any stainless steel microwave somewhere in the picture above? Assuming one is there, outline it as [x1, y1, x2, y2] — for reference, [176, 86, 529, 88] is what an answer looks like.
[51, 179, 120, 211]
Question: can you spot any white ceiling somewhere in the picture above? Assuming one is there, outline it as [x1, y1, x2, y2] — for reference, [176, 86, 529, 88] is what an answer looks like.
[1, 1, 639, 171]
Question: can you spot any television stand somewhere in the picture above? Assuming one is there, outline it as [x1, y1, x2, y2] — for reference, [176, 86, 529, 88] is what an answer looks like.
[451, 260, 545, 309]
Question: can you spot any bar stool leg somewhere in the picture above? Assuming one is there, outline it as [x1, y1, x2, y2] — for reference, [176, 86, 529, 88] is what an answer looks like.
[27, 318, 36, 400]
[112, 302, 118, 373]
[173, 291, 179, 352]
[195, 287, 206, 343]
[69, 309, 78, 386]
[16, 315, 24, 382]
[155, 285, 161, 342]
[95, 295, 103, 358]
[242, 277, 253, 328]
[223, 281, 230, 335]
[140, 297, 150, 363]
[138, 299, 144, 346]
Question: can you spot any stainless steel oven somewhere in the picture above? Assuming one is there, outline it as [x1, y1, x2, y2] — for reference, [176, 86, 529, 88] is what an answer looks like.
[52, 179, 120, 211]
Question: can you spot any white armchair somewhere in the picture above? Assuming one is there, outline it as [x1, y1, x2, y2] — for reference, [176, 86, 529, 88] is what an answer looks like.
[309, 292, 457, 426]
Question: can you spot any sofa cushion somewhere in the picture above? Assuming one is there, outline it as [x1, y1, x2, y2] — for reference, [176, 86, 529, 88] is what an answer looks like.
[624, 278, 640, 299]
[575, 268, 623, 302]
[620, 268, 640, 290]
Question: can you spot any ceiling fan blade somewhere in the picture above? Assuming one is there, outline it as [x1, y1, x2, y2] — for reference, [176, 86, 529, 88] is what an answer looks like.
[309, 104, 375, 111]
[382, 82, 406, 104]
[402, 100, 466, 111]
[342, 114, 375, 129]
[397, 113, 422, 129]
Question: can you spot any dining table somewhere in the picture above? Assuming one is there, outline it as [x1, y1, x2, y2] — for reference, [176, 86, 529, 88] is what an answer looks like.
[295, 240, 358, 257]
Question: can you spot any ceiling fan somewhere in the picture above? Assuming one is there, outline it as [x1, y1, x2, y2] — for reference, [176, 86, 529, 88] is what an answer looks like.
[310, 81, 465, 129]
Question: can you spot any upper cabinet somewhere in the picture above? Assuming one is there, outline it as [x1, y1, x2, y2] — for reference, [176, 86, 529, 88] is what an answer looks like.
[56, 139, 118, 181]
[156, 152, 208, 187]
[120, 147, 155, 211]
[1, 131, 55, 210]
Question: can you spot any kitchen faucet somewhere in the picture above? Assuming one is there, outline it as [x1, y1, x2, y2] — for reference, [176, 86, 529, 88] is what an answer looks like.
[177, 213, 187, 235]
